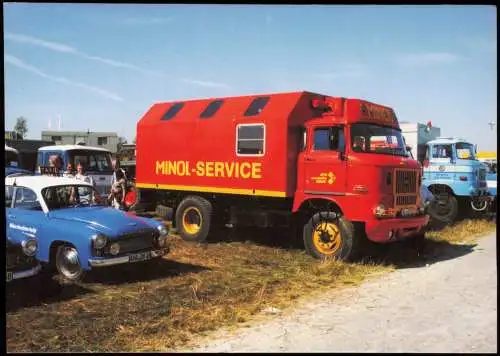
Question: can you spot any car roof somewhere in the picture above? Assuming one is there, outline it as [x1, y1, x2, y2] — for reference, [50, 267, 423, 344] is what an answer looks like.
[38, 144, 111, 153]
[5, 145, 18, 153]
[5, 175, 93, 190]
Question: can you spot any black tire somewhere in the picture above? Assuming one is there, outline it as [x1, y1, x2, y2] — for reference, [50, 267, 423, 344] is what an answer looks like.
[428, 192, 458, 224]
[303, 212, 361, 261]
[175, 196, 213, 243]
[55, 245, 86, 283]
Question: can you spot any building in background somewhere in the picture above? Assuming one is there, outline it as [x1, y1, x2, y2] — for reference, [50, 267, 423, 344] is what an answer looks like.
[41, 130, 119, 153]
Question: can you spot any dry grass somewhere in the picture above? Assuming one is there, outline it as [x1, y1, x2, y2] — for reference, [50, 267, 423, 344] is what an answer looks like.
[426, 218, 496, 244]
[6, 218, 496, 352]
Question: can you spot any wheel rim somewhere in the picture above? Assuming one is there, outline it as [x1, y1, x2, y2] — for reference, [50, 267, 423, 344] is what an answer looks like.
[56, 246, 83, 280]
[182, 207, 203, 235]
[312, 222, 342, 255]
[471, 199, 488, 212]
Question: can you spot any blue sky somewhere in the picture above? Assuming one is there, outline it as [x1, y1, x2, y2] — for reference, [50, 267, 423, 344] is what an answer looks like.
[3, 4, 497, 150]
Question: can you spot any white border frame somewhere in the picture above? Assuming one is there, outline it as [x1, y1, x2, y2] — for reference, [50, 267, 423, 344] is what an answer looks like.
[235, 123, 266, 157]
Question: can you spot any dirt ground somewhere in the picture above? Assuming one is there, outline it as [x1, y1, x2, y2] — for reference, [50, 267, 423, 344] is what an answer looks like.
[188, 230, 497, 353]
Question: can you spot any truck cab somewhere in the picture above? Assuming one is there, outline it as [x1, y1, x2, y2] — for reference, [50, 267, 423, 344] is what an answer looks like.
[36, 145, 114, 195]
[401, 123, 491, 223]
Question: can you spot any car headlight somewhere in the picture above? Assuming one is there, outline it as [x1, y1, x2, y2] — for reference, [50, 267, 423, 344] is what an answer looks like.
[22, 239, 37, 256]
[157, 235, 168, 248]
[157, 225, 169, 236]
[92, 233, 108, 249]
[109, 243, 120, 256]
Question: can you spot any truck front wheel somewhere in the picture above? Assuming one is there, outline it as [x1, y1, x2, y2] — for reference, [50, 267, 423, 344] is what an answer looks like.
[428, 191, 458, 224]
[175, 196, 213, 243]
[303, 212, 359, 261]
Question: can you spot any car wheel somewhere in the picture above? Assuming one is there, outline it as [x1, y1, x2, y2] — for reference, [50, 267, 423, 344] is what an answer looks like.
[175, 196, 213, 243]
[55, 245, 86, 282]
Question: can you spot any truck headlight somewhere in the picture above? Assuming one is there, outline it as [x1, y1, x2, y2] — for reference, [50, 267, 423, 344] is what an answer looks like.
[22, 239, 37, 256]
[92, 233, 108, 249]
[157, 225, 169, 237]
[373, 204, 387, 217]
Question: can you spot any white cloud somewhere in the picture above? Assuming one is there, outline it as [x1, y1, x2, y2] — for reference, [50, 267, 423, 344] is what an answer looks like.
[4, 32, 156, 75]
[394, 52, 461, 67]
[181, 78, 232, 90]
[5, 54, 124, 102]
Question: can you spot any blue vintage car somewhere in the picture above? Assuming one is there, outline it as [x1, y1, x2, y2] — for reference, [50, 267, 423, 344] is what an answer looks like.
[6, 227, 41, 283]
[5, 175, 171, 282]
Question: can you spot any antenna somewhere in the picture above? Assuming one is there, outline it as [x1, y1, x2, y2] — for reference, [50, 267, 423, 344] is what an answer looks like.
[488, 121, 496, 131]
[58, 114, 62, 131]
[48, 119, 52, 129]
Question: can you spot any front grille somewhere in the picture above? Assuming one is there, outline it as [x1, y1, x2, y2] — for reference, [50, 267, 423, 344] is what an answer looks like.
[396, 195, 417, 206]
[6, 252, 38, 272]
[478, 168, 486, 181]
[394, 168, 419, 208]
[395, 169, 418, 194]
[104, 229, 157, 255]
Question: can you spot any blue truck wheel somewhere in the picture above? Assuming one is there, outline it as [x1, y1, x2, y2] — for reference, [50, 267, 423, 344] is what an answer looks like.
[428, 193, 458, 224]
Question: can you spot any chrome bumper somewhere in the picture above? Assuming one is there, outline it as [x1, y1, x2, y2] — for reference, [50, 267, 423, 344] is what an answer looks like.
[88, 248, 168, 268]
[7, 264, 42, 282]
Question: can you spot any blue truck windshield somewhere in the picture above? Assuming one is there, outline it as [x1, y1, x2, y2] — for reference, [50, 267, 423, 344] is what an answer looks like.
[68, 150, 113, 173]
[350, 123, 406, 156]
[455, 143, 475, 160]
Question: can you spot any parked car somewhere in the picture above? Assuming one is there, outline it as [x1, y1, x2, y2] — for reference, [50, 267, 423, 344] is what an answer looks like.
[6, 208, 42, 282]
[5, 145, 32, 177]
[5, 175, 171, 282]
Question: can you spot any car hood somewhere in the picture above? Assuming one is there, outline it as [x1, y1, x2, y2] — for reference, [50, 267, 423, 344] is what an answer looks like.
[49, 207, 159, 236]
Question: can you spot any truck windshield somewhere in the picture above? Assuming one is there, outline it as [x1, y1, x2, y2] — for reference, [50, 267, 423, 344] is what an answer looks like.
[68, 150, 113, 173]
[5, 151, 19, 168]
[455, 142, 475, 160]
[350, 124, 406, 156]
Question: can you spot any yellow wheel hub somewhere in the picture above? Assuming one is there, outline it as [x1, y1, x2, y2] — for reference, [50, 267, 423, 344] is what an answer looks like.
[313, 222, 342, 255]
[182, 207, 203, 235]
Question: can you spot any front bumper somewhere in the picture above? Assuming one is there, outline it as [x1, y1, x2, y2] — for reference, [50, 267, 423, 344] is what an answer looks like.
[6, 264, 42, 282]
[88, 248, 169, 268]
[365, 215, 429, 243]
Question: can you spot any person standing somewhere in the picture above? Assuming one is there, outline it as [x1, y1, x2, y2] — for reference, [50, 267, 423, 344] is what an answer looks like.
[75, 163, 94, 185]
[108, 168, 126, 209]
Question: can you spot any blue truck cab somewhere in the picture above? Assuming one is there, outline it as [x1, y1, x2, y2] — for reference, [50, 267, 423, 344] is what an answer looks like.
[36, 145, 114, 196]
[421, 137, 490, 222]
[5, 145, 32, 177]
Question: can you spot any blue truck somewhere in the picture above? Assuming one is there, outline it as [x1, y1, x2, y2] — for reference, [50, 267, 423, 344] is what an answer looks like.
[401, 122, 491, 223]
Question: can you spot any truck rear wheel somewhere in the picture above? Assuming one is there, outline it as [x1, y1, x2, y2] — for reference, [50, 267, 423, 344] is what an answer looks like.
[303, 212, 359, 261]
[175, 196, 213, 243]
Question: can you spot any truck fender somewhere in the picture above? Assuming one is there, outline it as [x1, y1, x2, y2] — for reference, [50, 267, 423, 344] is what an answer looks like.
[293, 195, 343, 216]
[427, 183, 456, 196]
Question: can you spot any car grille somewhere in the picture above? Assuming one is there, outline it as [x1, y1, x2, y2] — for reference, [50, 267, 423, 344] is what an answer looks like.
[394, 168, 419, 208]
[103, 228, 157, 256]
[6, 246, 38, 272]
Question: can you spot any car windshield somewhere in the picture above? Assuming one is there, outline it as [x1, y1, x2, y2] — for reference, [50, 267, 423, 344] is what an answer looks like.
[5, 151, 19, 168]
[350, 123, 406, 156]
[68, 150, 113, 173]
[455, 142, 476, 160]
[42, 184, 107, 210]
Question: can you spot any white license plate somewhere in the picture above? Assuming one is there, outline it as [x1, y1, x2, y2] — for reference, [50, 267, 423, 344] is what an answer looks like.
[129, 251, 152, 263]
[6, 271, 13, 282]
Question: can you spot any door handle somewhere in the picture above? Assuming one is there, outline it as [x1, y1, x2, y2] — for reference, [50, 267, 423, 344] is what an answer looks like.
[305, 157, 316, 162]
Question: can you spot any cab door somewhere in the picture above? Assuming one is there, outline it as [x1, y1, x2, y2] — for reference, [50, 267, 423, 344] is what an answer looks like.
[303, 126, 347, 195]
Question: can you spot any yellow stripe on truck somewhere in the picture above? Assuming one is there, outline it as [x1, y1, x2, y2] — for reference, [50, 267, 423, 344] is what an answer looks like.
[135, 183, 287, 198]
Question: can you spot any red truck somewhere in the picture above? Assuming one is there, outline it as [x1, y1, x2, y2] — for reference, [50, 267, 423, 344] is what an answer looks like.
[134, 91, 429, 260]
